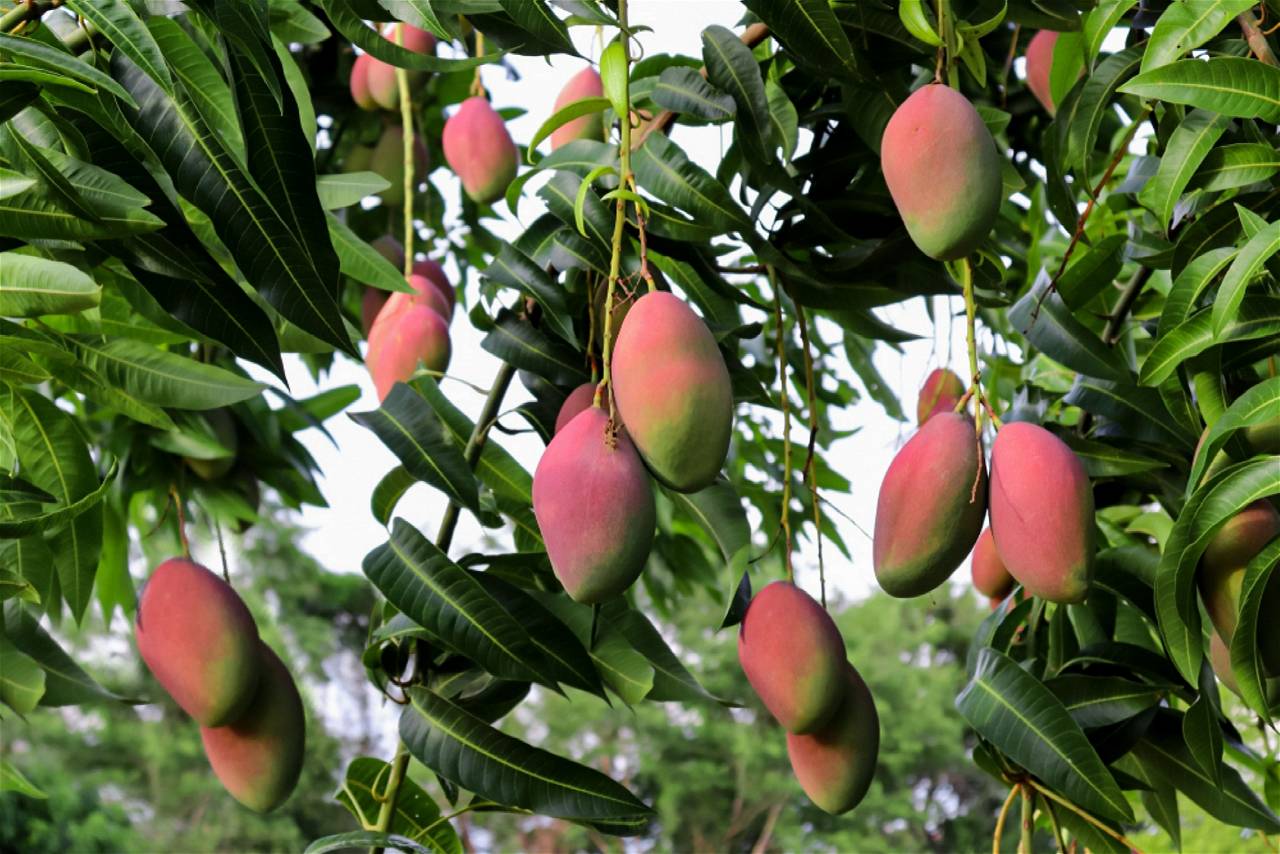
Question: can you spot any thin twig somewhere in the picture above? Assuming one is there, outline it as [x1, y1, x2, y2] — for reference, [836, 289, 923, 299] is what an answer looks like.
[1239, 11, 1280, 65]
[993, 785, 1019, 854]
[795, 305, 825, 606]
[769, 269, 793, 584]
[168, 485, 191, 562]
[1027, 779, 1145, 854]
[1101, 265, 1153, 345]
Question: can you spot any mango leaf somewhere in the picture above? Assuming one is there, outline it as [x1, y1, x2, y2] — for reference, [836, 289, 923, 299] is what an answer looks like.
[317, 172, 391, 208]
[1182, 663, 1224, 787]
[326, 213, 413, 295]
[147, 17, 245, 162]
[304, 832, 437, 854]
[0, 760, 46, 799]
[319, 0, 495, 71]
[371, 465, 416, 527]
[1189, 376, 1280, 493]
[703, 25, 776, 166]
[1, 602, 125, 704]
[0, 33, 135, 106]
[0, 462, 117, 538]
[0, 253, 100, 317]
[652, 68, 735, 121]
[527, 97, 610, 162]
[363, 519, 556, 686]
[1141, 295, 1280, 385]
[1045, 674, 1166, 729]
[1083, 0, 1138, 62]
[633, 134, 749, 234]
[69, 337, 266, 409]
[957, 647, 1134, 823]
[1231, 538, 1280, 720]
[480, 311, 588, 387]
[532, 593, 654, 704]
[479, 243, 576, 345]
[666, 480, 750, 564]
[400, 686, 653, 829]
[1120, 58, 1280, 122]
[1158, 246, 1236, 334]
[497, 0, 575, 56]
[742, 0, 859, 80]
[1141, 0, 1258, 72]
[1055, 234, 1126, 309]
[605, 601, 723, 705]
[1191, 143, 1280, 192]
[1009, 272, 1131, 382]
[1060, 45, 1143, 175]
[64, 0, 173, 92]
[350, 383, 480, 515]
[335, 756, 462, 854]
[1212, 220, 1280, 340]
[1138, 109, 1231, 231]
[1133, 710, 1280, 831]
[0, 635, 45, 714]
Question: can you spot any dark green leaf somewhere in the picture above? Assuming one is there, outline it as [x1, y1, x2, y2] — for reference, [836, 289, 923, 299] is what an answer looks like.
[1120, 58, 1280, 122]
[1009, 272, 1132, 382]
[335, 756, 461, 854]
[652, 67, 735, 121]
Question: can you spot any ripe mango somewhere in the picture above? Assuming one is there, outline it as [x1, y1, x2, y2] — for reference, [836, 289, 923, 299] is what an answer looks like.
[551, 67, 605, 149]
[917, 368, 965, 424]
[201, 643, 305, 813]
[532, 406, 655, 603]
[366, 291, 451, 401]
[786, 663, 879, 814]
[738, 581, 846, 734]
[1198, 500, 1280, 672]
[873, 412, 986, 597]
[880, 84, 1002, 260]
[411, 259, 455, 318]
[990, 422, 1095, 603]
[442, 97, 518, 204]
[135, 558, 260, 727]
[554, 382, 596, 435]
[367, 23, 437, 111]
[1210, 631, 1280, 708]
[369, 125, 429, 207]
[350, 53, 377, 111]
[971, 527, 1014, 599]
[1025, 31, 1058, 114]
[361, 287, 388, 338]
[611, 292, 733, 493]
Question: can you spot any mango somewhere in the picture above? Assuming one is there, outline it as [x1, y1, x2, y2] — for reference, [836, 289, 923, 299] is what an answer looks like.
[554, 383, 596, 435]
[366, 291, 451, 401]
[184, 408, 237, 481]
[551, 67, 605, 149]
[367, 23, 437, 111]
[917, 368, 965, 424]
[201, 643, 305, 813]
[786, 663, 879, 814]
[1198, 500, 1280, 672]
[350, 53, 377, 111]
[738, 581, 846, 734]
[971, 527, 1014, 599]
[873, 412, 986, 597]
[989, 422, 1095, 603]
[442, 97, 518, 204]
[411, 258, 455, 318]
[369, 125, 429, 207]
[361, 287, 389, 337]
[611, 292, 733, 493]
[372, 235, 404, 269]
[880, 84, 1003, 260]
[1210, 631, 1280, 708]
[135, 558, 260, 727]
[1025, 31, 1058, 114]
[532, 406, 655, 603]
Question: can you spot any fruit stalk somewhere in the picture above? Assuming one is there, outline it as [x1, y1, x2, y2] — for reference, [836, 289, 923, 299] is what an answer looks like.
[1026, 779, 1143, 852]
[796, 304, 824, 605]
[992, 784, 1018, 854]
[372, 361, 516, 851]
[1019, 784, 1033, 853]
[595, 0, 633, 418]
[770, 271, 794, 583]
[395, 27, 415, 277]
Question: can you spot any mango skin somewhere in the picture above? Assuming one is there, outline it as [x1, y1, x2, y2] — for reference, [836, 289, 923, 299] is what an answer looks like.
[551, 67, 605, 149]
[554, 382, 596, 435]
[786, 663, 879, 814]
[971, 527, 1014, 599]
[369, 125, 429, 207]
[366, 292, 451, 401]
[611, 292, 733, 493]
[917, 368, 965, 424]
[532, 406, 655, 603]
[873, 412, 987, 598]
[1198, 500, 1280, 673]
[1025, 31, 1059, 114]
[367, 23, 437, 111]
[201, 643, 305, 814]
[738, 581, 846, 734]
[442, 97, 518, 204]
[1244, 416, 1280, 455]
[350, 53, 377, 111]
[880, 84, 1003, 260]
[1210, 631, 1280, 708]
[990, 422, 1095, 603]
[411, 259, 455, 318]
[135, 558, 260, 727]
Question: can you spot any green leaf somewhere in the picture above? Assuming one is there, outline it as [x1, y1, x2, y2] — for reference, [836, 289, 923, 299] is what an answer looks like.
[480, 243, 576, 345]
[1159, 245, 1236, 334]
[349, 383, 480, 515]
[531, 593, 653, 704]
[956, 647, 1134, 823]
[0, 167, 35, 200]
[317, 172, 392, 208]
[319, 0, 496, 72]
[1060, 45, 1144, 176]
[0, 33, 135, 106]
[0, 253, 100, 317]
[0, 462, 117, 538]
[480, 311, 588, 387]
[1009, 272, 1132, 382]
[1231, 538, 1280, 720]
[0, 760, 46, 799]
[0, 635, 45, 714]
[742, 0, 858, 79]
[633, 133, 748, 234]
[702, 25, 776, 165]
[1134, 710, 1280, 831]
[363, 519, 556, 686]
[147, 17, 245, 163]
[1120, 58, 1280, 122]
[70, 338, 266, 409]
[1138, 109, 1231, 231]
[1083, 0, 1138, 62]
[326, 213, 413, 295]
[1212, 220, 1280, 340]
[897, 0, 941, 46]
[1045, 674, 1165, 728]
[1190, 143, 1280, 192]
[538, 172, 613, 251]
[1189, 375, 1280, 493]
[371, 465, 416, 527]
[1182, 672, 1224, 787]
[1055, 234, 1127, 309]
[605, 602, 723, 704]
[666, 480, 750, 564]
[0, 391, 101, 623]
[304, 831, 438, 854]
[497, 0, 575, 56]
[335, 757, 461, 854]
[2, 602, 125, 704]
[1141, 295, 1280, 385]
[652, 67, 735, 121]
[599, 39, 628, 118]
[1060, 435, 1168, 478]
[64, 0, 173, 92]
[527, 96, 611, 163]
[1141, 0, 1257, 73]
[400, 686, 653, 827]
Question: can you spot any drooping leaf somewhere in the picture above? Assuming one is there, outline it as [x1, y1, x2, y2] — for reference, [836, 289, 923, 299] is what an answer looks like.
[70, 338, 267, 410]
[1138, 109, 1231, 231]
[652, 67, 735, 121]
[1141, 0, 1258, 73]
[1212, 219, 1280, 340]
[0, 252, 100, 317]
[1141, 296, 1280, 385]
[1009, 272, 1132, 382]
[1, 602, 125, 704]
[1121, 58, 1280, 122]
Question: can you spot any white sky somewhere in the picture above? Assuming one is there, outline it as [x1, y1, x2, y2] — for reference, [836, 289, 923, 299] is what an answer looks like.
[234, 2, 992, 606]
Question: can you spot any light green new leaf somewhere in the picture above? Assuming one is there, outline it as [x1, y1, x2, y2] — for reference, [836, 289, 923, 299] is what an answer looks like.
[0, 635, 45, 714]
[0, 759, 46, 799]
[1121, 58, 1280, 122]
[0, 167, 34, 200]
[0, 253, 100, 317]
[1138, 109, 1231, 230]
[316, 172, 391, 208]
[1083, 0, 1138, 63]
[526, 96, 611, 164]
[70, 338, 267, 409]
[1142, 0, 1257, 72]
[1212, 219, 1280, 339]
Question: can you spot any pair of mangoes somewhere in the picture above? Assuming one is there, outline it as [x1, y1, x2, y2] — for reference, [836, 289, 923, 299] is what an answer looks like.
[135, 559, 304, 813]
